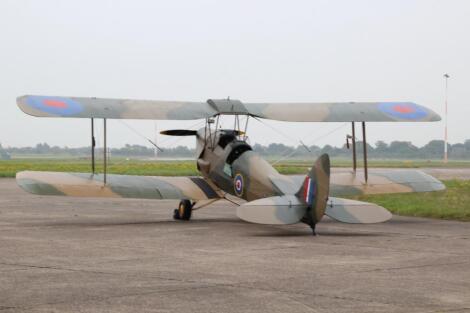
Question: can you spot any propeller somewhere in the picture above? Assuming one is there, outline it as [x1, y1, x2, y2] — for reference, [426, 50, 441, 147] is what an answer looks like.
[160, 129, 245, 137]
[160, 130, 198, 136]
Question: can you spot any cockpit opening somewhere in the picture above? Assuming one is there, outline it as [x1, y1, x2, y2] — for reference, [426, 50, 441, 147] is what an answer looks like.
[226, 141, 252, 165]
[218, 133, 237, 149]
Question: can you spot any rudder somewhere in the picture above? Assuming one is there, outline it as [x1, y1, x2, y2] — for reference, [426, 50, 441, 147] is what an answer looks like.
[296, 154, 331, 228]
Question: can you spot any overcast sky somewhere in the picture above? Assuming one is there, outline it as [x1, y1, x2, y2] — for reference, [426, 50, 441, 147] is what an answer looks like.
[0, 0, 469, 150]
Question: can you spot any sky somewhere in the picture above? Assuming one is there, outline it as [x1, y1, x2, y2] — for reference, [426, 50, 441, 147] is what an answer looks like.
[0, 0, 469, 150]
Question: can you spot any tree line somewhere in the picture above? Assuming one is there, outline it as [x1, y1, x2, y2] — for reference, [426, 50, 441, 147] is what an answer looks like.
[1, 140, 470, 160]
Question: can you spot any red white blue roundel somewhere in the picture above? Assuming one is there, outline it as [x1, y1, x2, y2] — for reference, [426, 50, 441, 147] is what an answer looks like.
[234, 173, 244, 196]
[378, 102, 427, 120]
[26, 96, 83, 116]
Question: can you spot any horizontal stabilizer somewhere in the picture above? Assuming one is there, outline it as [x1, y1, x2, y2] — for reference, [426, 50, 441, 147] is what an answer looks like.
[237, 195, 307, 225]
[325, 197, 392, 223]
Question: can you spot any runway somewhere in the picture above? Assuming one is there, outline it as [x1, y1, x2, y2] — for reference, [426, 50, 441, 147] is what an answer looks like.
[0, 178, 469, 312]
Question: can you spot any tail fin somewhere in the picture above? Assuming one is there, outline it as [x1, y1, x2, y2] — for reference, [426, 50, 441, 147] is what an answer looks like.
[296, 154, 331, 225]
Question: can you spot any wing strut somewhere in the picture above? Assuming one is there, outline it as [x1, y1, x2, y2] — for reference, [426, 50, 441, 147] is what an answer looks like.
[362, 121, 368, 183]
[103, 118, 107, 185]
[351, 122, 357, 173]
[91, 118, 96, 173]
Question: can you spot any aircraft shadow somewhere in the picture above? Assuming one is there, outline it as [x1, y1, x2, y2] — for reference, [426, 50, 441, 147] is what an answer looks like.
[250, 230, 382, 237]
[386, 218, 428, 224]
[38, 218, 244, 228]
[317, 230, 385, 237]
[248, 224, 383, 237]
[36, 219, 385, 237]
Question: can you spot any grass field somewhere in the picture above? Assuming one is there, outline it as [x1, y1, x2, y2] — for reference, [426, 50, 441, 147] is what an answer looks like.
[0, 159, 198, 178]
[1, 158, 469, 178]
[352, 180, 470, 222]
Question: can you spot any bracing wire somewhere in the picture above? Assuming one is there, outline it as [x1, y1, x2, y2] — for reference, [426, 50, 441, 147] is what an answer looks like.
[117, 119, 207, 156]
[104, 119, 207, 169]
[264, 123, 348, 165]
[118, 120, 164, 152]
[252, 117, 346, 163]
[253, 117, 311, 147]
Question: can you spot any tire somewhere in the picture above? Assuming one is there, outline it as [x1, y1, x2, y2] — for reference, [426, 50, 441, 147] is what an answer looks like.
[174, 200, 192, 221]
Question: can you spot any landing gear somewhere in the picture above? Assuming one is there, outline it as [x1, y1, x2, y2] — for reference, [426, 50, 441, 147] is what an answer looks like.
[173, 200, 193, 221]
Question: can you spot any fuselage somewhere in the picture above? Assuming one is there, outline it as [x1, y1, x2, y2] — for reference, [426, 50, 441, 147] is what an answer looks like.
[195, 128, 296, 201]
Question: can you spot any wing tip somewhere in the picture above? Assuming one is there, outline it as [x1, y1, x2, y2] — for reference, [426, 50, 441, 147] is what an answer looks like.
[430, 112, 442, 122]
[16, 95, 30, 113]
[16, 170, 65, 196]
[16, 95, 44, 117]
[422, 105, 441, 122]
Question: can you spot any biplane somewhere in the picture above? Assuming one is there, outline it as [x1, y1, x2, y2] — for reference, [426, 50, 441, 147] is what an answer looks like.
[16, 95, 444, 235]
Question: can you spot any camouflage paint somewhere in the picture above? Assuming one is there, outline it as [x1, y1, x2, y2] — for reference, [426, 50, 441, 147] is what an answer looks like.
[14, 93, 445, 227]
[17, 95, 441, 122]
[16, 171, 221, 200]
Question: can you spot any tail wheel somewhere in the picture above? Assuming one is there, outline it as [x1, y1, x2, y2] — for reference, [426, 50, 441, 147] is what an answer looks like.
[173, 200, 193, 221]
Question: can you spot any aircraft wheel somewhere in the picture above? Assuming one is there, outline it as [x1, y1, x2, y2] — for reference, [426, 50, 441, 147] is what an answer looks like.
[173, 200, 192, 221]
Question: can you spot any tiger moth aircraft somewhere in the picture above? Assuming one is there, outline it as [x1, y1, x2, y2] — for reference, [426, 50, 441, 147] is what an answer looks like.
[16, 95, 445, 235]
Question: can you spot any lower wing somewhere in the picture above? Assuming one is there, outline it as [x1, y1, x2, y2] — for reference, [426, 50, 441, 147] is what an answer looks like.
[290, 169, 445, 197]
[16, 171, 221, 200]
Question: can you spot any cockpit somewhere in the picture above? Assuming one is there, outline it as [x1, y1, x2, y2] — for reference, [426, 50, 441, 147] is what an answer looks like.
[226, 141, 252, 165]
[215, 130, 253, 165]
[217, 132, 237, 149]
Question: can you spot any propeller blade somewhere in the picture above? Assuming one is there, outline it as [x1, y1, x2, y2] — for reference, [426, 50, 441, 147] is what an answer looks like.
[160, 130, 198, 136]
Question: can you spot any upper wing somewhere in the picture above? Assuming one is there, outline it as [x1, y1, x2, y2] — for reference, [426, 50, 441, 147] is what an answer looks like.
[17, 95, 440, 122]
[246, 101, 440, 122]
[16, 171, 221, 200]
[17, 95, 216, 120]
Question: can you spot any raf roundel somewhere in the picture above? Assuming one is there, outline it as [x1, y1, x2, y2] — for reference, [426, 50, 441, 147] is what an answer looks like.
[378, 102, 428, 120]
[234, 173, 244, 196]
[26, 96, 83, 116]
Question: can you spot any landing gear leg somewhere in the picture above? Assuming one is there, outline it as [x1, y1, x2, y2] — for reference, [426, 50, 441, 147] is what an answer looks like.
[173, 200, 193, 221]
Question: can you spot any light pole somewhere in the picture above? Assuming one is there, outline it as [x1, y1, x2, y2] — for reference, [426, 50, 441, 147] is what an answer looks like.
[443, 74, 450, 163]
